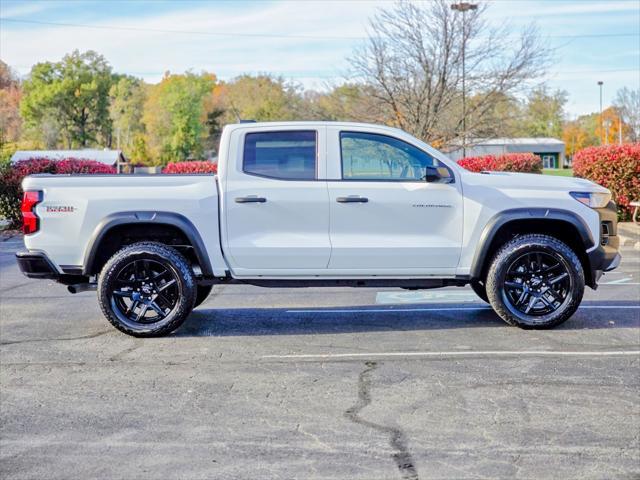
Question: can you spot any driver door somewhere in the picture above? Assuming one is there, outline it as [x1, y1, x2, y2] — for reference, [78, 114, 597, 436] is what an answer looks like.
[326, 129, 463, 273]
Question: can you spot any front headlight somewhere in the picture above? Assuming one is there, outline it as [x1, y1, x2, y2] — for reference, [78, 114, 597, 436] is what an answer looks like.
[570, 191, 611, 208]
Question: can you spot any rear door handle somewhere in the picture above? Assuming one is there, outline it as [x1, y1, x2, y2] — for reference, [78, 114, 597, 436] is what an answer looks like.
[235, 196, 267, 203]
[336, 196, 368, 203]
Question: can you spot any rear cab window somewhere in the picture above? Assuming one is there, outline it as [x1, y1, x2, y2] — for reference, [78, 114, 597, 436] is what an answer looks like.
[243, 130, 317, 180]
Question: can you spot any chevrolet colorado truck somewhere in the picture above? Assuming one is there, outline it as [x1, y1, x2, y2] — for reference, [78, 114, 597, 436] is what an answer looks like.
[16, 122, 621, 336]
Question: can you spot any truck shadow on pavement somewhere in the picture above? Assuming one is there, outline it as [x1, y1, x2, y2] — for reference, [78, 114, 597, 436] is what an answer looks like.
[177, 300, 640, 337]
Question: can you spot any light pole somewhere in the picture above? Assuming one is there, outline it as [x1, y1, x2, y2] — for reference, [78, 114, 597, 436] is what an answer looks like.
[619, 118, 623, 144]
[451, 2, 478, 158]
[597, 81, 603, 145]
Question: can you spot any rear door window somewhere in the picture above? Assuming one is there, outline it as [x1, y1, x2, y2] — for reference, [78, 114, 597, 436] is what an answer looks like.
[243, 131, 317, 180]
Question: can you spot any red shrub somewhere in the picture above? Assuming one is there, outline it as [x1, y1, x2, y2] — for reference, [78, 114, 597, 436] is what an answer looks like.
[163, 161, 217, 174]
[573, 144, 640, 220]
[457, 153, 542, 174]
[55, 159, 116, 175]
[0, 158, 115, 228]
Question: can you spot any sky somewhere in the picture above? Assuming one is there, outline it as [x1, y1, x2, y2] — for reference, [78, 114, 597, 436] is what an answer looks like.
[0, 0, 638, 117]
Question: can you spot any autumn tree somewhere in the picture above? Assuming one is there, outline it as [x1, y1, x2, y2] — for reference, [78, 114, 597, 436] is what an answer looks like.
[143, 72, 216, 164]
[0, 60, 22, 146]
[21, 50, 114, 148]
[596, 107, 631, 145]
[349, 0, 551, 147]
[212, 74, 303, 124]
[562, 119, 595, 158]
[305, 84, 379, 122]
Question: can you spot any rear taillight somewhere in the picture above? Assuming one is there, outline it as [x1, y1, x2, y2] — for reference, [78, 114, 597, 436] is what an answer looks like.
[21, 190, 42, 235]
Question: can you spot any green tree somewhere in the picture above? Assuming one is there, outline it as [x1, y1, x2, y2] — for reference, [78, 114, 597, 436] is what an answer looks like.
[519, 86, 567, 138]
[109, 76, 147, 156]
[143, 72, 216, 164]
[21, 50, 114, 148]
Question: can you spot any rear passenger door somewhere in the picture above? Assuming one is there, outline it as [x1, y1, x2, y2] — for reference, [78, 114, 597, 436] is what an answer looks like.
[223, 127, 331, 274]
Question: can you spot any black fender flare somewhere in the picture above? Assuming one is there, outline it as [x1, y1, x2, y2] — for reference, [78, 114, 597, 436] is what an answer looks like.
[83, 211, 213, 276]
[469, 208, 595, 279]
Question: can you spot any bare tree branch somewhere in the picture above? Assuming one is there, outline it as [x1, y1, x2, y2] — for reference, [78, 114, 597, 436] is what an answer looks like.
[349, 0, 553, 147]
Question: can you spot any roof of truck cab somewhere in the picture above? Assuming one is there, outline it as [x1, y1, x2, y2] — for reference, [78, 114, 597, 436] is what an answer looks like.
[224, 121, 405, 133]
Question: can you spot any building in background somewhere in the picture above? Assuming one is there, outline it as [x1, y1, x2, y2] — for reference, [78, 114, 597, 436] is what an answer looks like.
[447, 138, 567, 169]
[11, 149, 130, 173]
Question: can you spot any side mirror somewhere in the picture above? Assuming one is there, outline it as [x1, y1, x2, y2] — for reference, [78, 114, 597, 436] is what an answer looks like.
[424, 166, 453, 183]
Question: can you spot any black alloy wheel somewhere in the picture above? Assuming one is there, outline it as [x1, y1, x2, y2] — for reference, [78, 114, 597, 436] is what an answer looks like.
[111, 259, 180, 326]
[502, 251, 572, 316]
[485, 234, 584, 329]
[98, 242, 196, 337]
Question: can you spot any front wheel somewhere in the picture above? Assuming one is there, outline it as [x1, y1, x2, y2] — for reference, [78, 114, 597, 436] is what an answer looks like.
[486, 234, 584, 329]
[470, 280, 489, 303]
[194, 284, 213, 308]
[97, 242, 197, 337]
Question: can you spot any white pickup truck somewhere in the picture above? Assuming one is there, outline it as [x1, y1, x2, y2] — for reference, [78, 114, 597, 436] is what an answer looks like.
[16, 122, 620, 336]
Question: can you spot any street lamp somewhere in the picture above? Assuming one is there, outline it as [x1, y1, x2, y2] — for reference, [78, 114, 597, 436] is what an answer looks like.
[451, 2, 478, 158]
[597, 81, 603, 145]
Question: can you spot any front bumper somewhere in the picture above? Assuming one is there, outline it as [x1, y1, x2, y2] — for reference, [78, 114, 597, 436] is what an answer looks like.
[587, 201, 621, 288]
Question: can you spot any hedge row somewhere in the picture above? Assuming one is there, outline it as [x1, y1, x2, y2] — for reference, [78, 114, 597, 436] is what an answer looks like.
[457, 153, 542, 174]
[0, 158, 116, 228]
[162, 161, 217, 174]
[572, 144, 640, 220]
[0, 159, 218, 229]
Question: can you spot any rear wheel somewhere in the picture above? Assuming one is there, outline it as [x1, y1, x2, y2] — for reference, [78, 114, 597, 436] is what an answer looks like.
[97, 242, 196, 337]
[486, 234, 584, 329]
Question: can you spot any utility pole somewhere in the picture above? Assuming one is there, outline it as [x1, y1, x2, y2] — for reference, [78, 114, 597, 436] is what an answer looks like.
[619, 118, 623, 144]
[451, 2, 478, 158]
[597, 81, 603, 145]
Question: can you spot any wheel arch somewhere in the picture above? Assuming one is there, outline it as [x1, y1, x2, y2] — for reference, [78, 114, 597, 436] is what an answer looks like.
[470, 208, 595, 285]
[83, 211, 213, 277]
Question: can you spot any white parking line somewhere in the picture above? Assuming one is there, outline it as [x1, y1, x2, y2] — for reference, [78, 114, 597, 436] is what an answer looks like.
[286, 305, 640, 314]
[262, 350, 640, 360]
[602, 278, 639, 285]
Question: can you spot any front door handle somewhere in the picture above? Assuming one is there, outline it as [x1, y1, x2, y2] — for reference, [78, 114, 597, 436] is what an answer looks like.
[336, 196, 368, 203]
[235, 196, 267, 203]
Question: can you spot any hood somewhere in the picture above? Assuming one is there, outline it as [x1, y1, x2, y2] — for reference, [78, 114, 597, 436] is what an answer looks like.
[459, 170, 609, 193]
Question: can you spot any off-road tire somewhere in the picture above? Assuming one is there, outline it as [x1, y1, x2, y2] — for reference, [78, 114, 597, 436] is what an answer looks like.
[194, 285, 213, 308]
[470, 280, 489, 303]
[98, 242, 197, 337]
[486, 234, 584, 329]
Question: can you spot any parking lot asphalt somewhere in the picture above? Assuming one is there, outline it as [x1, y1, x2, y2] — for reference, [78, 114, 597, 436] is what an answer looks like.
[1, 233, 639, 480]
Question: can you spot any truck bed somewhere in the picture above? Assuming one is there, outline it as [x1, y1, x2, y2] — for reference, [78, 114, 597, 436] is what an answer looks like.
[22, 174, 226, 275]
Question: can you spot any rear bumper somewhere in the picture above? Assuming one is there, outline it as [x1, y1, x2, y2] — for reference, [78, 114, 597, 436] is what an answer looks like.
[15, 251, 60, 279]
[16, 251, 88, 285]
